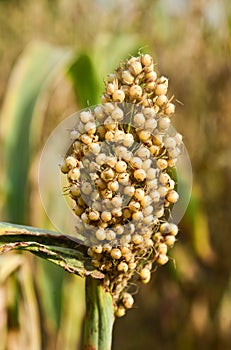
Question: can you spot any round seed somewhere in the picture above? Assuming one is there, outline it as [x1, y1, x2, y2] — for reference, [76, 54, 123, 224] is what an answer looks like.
[77, 197, 85, 207]
[92, 245, 103, 254]
[123, 133, 134, 147]
[68, 168, 80, 181]
[142, 159, 152, 171]
[70, 184, 81, 197]
[132, 211, 143, 221]
[106, 74, 116, 83]
[156, 158, 168, 170]
[146, 168, 157, 180]
[111, 195, 123, 208]
[128, 201, 140, 212]
[70, 130, 80, 140]
[115, 146, 128, 158]
[130, 157, 143, 169]
[134, 113, 145, 127]
[124, 185, 135, 196]
[104, 117, 117, 130]
[107, 180, 119, 192]
[81, 212, 89, 223]
[105, 131, 115, 142]
[143, 214, 154, 225]
[160, 222, 178, 236]
[122, 293, 134, 309]
[140, 195, 152, 207]
[65, 156, 77, 169]
[105, 156, 117, 168]
[141, 54, 153, 67]
[136, 147, 150, 160]
[101, 168, 115, 182]
[111, 107, 124, 121]
[165, 235, 176, 246]
[157, 254, 169, 265]
[114, 130, 125, 142]
[138, 130, 151, 142]
[165, 102, 175, 115]
[158, 186, 168, 197]
[134, 169, 146, 181]
[140, 268, 151, 283]
[112, 208, 122, 217]
[85, 122, 96, 135]
[153, 207, 164, 218]
[155, 83, 168, 95]
[144, 118, 157, 131]
[132, 234, 143, 245]
[147, 178, 158, 190]
[95, 178, 107, 190]
[81, 182, 92, 195]
[145, 70, 157, 82]
[155, 94, 168, 107]
[158, 243, 168, 255]
[129, 61, 142, 76]
[115, 161, 127, 173]
[74, 205, 84, 216]
[142, 205, 153, 216]
[143, 107, 156, 119]
[117, 262, 129, 273]
[101, 211, 112, 222]
[80, 111, 92, 123]
[122, 70, 134, 84]
[174, 133, 183, 146]
[118, 172, 130, 185]
[116, 305, 126, 317]
[114, 224, 124, 235]
[96, 153, 107, 165]
[89, 143, 101, 155]
[106, 83, 115, 95]
[150, 190, 160, 202]
[88, 210, 100, 221]
[164, 137, 176, 149]
[95, 229, 106, 241]
[166, 190, 179, 203]
[168, 148, 180, 159]
[94, 106, 104, 120]
[134, 188, 145, 201]
[111, 248, 122, 259]
[158, 117, 171, 130]
[60, 161, 69, 173]
[105, 229, 116, 241]
[112, 89, 125, 102]
[129, 85, 143, 99]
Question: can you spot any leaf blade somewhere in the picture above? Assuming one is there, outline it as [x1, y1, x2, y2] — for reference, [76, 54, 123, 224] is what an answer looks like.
[0, 41, 71, 223]
[0, 222, 104, 279]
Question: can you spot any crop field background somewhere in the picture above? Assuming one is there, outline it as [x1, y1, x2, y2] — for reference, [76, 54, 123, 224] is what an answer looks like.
[0, 1, 231, 349]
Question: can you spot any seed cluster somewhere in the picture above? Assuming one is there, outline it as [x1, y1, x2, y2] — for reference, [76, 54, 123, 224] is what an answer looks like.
[102, 53, 175, 116]
[60, 53, 183, 316]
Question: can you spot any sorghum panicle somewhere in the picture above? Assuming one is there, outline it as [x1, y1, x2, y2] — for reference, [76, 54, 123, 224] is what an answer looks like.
[61, 53, 182, 316]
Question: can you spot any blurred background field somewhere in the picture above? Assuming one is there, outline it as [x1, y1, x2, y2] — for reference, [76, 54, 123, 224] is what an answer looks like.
[0, 0, 231, 349]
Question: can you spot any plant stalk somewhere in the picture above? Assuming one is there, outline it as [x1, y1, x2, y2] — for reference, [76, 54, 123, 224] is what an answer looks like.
[83, 276, 115, 350]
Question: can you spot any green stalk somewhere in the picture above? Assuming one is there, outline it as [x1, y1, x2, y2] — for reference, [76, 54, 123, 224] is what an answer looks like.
[83, 276, 115, 350]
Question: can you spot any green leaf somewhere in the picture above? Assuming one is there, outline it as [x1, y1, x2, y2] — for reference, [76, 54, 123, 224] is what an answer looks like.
[68, 52, 101, 107]
[0, 41, 71, 224]
[0, 222, 104, 279]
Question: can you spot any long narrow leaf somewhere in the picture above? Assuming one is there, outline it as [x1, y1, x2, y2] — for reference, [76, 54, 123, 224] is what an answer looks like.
[0, 222, 104, 279]
[68, 52, 101, 107]
[0, 41, 71, 224]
